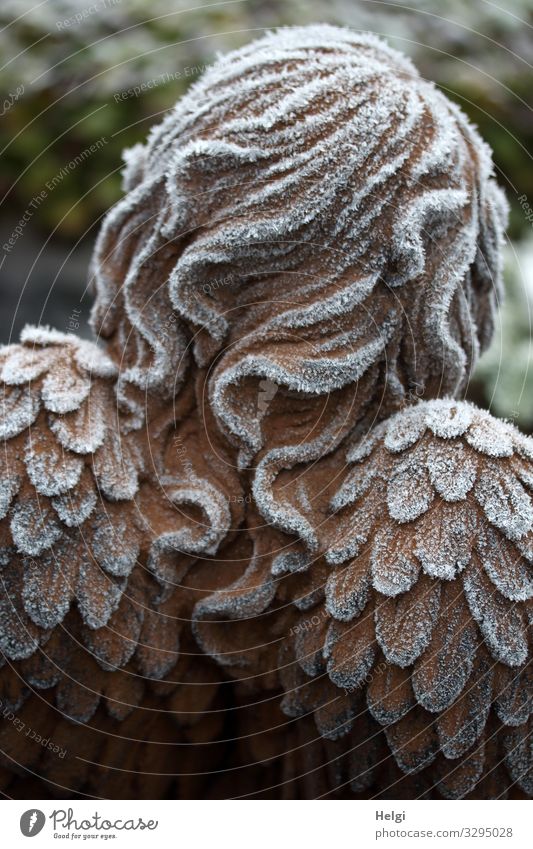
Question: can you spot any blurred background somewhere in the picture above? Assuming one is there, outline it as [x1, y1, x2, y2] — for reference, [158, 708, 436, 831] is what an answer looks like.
[1, 0, 532, 427]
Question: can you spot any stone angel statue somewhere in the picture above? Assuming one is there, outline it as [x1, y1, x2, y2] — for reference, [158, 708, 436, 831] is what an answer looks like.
[0, 25, 530, 799]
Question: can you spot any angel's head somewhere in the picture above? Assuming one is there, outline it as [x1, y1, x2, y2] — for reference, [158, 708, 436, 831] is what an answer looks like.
[90, 24, 507, 467]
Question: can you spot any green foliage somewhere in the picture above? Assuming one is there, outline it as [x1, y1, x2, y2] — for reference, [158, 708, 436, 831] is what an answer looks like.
[472, 239, 533, 432]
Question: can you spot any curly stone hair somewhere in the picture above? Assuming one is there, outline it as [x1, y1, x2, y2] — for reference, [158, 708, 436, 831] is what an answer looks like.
[90, 25, 507, 456]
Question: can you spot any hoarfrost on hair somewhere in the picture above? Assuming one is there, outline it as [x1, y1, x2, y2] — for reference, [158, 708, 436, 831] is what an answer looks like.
[89, 23, 507, 460]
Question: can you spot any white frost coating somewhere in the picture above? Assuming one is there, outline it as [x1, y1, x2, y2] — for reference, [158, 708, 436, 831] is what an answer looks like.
[346, 436, 376, 464]
[330, 401, 533, 620]
[76, 558, 125, 630]
[425, 442, 477, 502]
[320, 394, 533, 772]
[477, 526, 533, 601]
[0, 475, 20, 520]
[326, 482, 384, 564]
[516, 434, 533, 463]
[387, 455, 434, 523]
[48, 401, 106, 454]
[384, 407, 427, 453]
[10, 497, 63, 557]
[463, 561, 528, 666]
[0, 331, 151, 671]
[0, 347, 55, 384]
[391, 188, 469, 285]
[271, 551, 309, 576]
[516, 532, 533, 563]
[51, 483, 97, 527]
[425, 399, 473, 439]
[0, 385, 40, 439]
[22, 549, 73, 629]
[90, 23, 506, 457]
[436, 652, 493, 760]
[325, 559, 371, 621]
[20, 324, 76, 347]
[330, 465, 376, 512]
[411, 598, 476, 713]
[0, 27, 529, 795]
[253, 423, 353, 550]
[0, 569, 39, 660]
[41, 365, 91, 414]
[374, 577, 441, 668]
[371, 524, 420, 596]
[380, 399, 533, 464]
[210, 329, 389, 460]
[475, 465, 533, 541]
[148, 477, 232, 560]
[92, 516, 140, 577]
[194, 554, 275, 622]
[517, 465, 533, 492]
[414, 508, 474, 580]
[74, 339, 117, 378]
[24, 430, 84, 497]
[91, 430, 138, 501]
[466, 415, 514, 457]
[495, 667, 533, 726]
